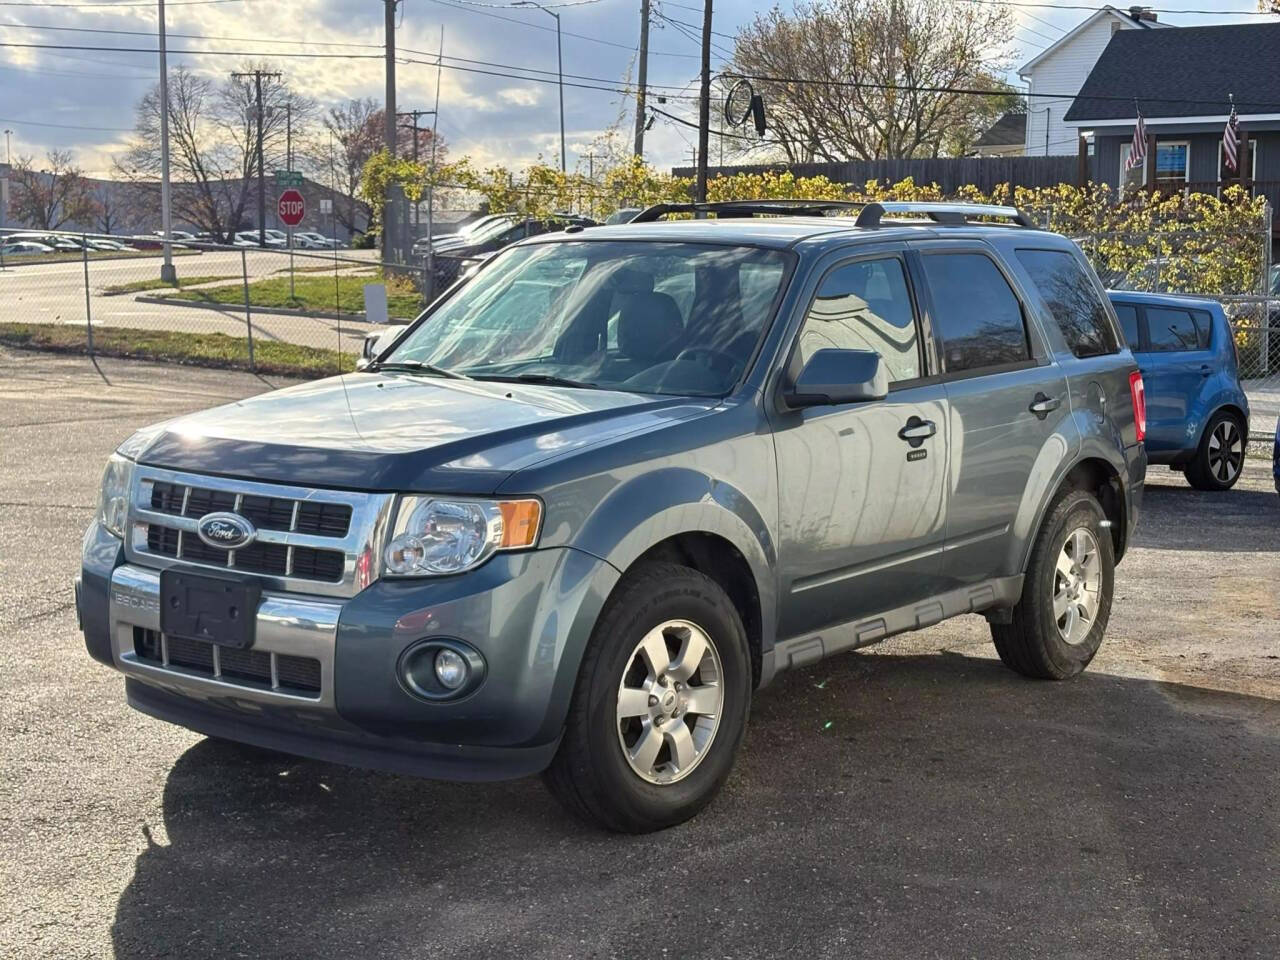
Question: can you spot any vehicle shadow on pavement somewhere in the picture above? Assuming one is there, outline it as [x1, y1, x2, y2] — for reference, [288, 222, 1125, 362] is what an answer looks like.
[110, 650, 1280, 960]
[1133, 481, 1279, 552]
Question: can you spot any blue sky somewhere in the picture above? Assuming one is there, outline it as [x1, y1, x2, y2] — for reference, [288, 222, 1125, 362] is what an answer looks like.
[0, 0, 1274, 178]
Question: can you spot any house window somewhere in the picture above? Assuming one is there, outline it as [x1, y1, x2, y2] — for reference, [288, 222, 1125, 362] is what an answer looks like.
[1218, 139, 1257, 188]
[1123, 139, 1190, 193]
[1153, 140, 1189, 191]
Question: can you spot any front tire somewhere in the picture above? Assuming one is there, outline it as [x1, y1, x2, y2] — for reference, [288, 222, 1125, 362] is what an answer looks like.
[1184, 411, 1246, 491]
[992, 489, 1114, 680]
[544, 562, 751, 833]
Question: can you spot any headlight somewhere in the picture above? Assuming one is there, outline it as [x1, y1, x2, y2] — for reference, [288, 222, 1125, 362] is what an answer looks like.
[383, 497, 542, 577]
[98, 454, 135, 539]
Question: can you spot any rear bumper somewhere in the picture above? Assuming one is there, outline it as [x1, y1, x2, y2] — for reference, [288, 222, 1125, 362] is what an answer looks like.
[1122, 441, 1146, 557]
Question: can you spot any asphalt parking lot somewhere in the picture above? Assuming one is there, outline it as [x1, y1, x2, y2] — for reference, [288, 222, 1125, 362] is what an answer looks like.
[1, 348, 1277, 960]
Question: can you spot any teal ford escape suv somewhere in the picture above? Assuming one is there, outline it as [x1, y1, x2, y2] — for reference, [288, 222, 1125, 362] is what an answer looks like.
[77, 201, 1146, 832]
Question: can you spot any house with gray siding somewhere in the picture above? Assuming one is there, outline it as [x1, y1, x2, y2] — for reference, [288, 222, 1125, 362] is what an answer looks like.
[1063, 21, 1280, 237]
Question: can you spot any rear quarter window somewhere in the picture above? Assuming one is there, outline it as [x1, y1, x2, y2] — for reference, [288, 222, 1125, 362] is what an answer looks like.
[1015, 248, 1119, 358]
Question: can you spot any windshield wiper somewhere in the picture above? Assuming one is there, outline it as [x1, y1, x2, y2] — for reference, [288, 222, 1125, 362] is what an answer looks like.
[371, 360, 470, 380]
[472, 372, 596, 389]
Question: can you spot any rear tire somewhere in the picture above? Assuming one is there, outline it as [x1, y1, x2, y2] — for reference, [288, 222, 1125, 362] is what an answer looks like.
[543, 562, 751, 833]
[1184, 411, 1246, 491]
[992, 489, 1114, 680]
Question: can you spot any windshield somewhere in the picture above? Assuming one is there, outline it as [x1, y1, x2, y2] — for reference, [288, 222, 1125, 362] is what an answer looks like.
[383, 240, 791, 396]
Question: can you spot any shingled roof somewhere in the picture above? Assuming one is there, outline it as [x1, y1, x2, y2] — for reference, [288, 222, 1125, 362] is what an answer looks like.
[975, 112, 1027, 148]
[1063, 22, 1280, 122]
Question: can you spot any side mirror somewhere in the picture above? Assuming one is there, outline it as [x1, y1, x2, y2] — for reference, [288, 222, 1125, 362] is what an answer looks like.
[785, 348, 889, 407]
[356, 329, 396, 370]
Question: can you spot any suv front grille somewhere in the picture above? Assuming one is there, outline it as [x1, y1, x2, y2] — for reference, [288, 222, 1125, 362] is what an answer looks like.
[141, 479, 353, 583]
[129, 466, 392, 599]
[144, 521, 344, 581]
[150, 481, 352, 537]
[133, 627, 322, 696]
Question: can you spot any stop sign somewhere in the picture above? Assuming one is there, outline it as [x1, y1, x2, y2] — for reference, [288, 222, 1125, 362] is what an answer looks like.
[278, 188, 305, 226]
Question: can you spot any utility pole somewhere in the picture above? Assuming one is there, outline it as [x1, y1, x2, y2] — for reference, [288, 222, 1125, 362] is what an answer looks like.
[516, 1, 566, 172]
[231, 68, 281, 247]
[3, 128, 11, 164]
[383, 0, 399, 263]
[582, 151, 598, 218]
[425, 26, 444, 298]
[398, 108, 435, 235]
[157, 0, 176, 284]
[633, 0, 650, 157]
[695, 0, 713, 204]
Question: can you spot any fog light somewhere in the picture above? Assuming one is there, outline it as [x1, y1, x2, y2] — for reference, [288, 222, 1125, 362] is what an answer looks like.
[434, 648, 468, 689]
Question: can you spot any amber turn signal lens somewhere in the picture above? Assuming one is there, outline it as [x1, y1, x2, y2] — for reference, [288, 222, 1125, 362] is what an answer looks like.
[498, 499, 542, 549]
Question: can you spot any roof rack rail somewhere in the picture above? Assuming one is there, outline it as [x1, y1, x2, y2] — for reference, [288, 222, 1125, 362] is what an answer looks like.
[631, 199, 865, 222]
[854, 202, 1036, 228]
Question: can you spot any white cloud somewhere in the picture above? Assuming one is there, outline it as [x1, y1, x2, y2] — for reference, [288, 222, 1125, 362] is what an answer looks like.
[497, 87, 542, 108]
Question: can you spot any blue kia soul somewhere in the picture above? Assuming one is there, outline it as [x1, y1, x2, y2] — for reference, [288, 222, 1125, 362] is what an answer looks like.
[1108, 291, 1250, 491]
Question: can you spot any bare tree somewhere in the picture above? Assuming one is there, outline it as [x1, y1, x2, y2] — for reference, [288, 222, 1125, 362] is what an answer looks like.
[6, 151, 95, 230]
[729, 0, 1015, 162]
[309, 99, 447, 237]
[312, 98, 381, 237]
[119, 62, 314, 241]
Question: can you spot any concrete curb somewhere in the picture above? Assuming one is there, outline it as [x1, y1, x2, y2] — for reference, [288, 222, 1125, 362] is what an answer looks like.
[133, 295, 384, 324]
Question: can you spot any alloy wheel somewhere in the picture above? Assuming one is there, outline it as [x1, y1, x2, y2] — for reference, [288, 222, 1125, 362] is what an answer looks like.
[1053, 527, 1103, 646]
[616, 619, 724, 785]
[1207, 419, 1244, 485]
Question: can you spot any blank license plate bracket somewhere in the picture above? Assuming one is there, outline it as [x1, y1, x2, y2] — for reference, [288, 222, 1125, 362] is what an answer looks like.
[159, 570, 260, 650]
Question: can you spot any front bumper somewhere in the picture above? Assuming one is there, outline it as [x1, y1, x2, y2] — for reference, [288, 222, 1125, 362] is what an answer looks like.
[79, 521, 619, 781]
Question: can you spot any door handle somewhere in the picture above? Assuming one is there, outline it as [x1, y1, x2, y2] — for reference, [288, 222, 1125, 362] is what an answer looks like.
[1199, 364, 1212, 377]
[1029, 393, 1061, 419]
[898, 418, 937, 445]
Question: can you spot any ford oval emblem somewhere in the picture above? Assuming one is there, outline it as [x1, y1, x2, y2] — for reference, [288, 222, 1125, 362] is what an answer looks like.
[196, 512, 256, 550]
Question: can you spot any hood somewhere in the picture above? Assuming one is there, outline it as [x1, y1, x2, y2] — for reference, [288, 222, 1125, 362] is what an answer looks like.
[136, 372, 711, 493]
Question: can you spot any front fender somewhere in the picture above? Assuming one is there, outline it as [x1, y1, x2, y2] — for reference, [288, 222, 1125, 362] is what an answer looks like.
[573, 466, 778, 655]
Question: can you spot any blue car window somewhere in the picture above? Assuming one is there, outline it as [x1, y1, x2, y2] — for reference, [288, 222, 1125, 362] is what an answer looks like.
[1145, 307, 1202, 352]
[1190, 310, 1213, 350]
[1112, 303, 1140, 348]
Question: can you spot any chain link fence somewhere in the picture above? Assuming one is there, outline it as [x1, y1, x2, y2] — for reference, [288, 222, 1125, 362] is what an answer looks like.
[0, 226, 435, 375]
[2, 216, 1276, 410]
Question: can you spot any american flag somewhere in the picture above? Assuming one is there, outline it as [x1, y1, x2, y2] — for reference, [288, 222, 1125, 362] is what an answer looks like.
[1222, 103, 1240, 173]
[1125, 109, 1147, 171]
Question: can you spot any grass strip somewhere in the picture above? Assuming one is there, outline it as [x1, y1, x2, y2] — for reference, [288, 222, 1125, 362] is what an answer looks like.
[166, 274, 423, 318]
[101, 274, 238, 295]
[0, 322, 353, 378]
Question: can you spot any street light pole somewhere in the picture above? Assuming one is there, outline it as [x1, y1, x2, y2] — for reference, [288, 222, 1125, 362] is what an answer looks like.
[157, 0, 176, 284]
[517, 0, 566, 173]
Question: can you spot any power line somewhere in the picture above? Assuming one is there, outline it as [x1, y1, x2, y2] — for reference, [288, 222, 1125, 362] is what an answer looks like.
[957, 0, 1276, 15]
[421, 0, 702, 58]
[0, 114, 131, 131]
[0, 0, 251, 7]
[0, 60, 152, 80]
[0, 41, 384, 58]
[0, 20, 386, 49]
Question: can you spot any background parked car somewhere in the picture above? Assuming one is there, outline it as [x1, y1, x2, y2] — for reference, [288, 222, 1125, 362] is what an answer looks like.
[233, 230, 286, 248]
[293, 231, 339, 249]
[0, 240, 54, 255]
[604, 207, 642, 224]
[1109, 291, 1249, 490]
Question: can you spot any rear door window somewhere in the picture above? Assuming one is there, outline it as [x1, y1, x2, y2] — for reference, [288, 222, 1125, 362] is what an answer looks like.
[919, 252, 1030, 374]
[1015, 248, 1119, 357]
[1112, 302, 1141, 348]
[795, 257, 921, 383]
[1145, 306, 1205, 352]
